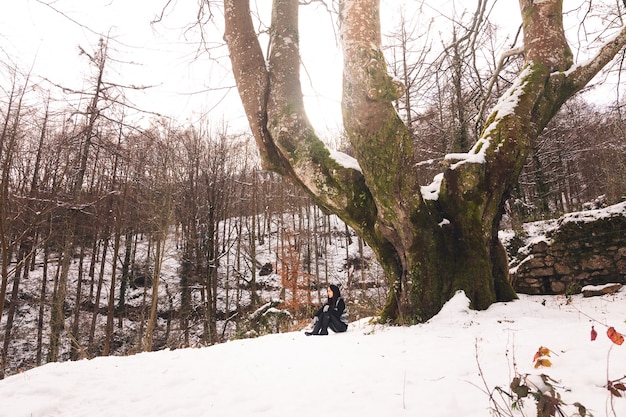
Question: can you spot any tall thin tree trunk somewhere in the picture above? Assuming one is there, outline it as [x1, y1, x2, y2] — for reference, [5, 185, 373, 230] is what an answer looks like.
[70, 244, 86, 360]
[103, 224, 122, 355]
[144, 233, 166, 351]
[249, 171, 258, 307]
[87, 237, 99, 303]
[0, 78, 27, 333]
[48, 222, 75, 362]
[36, 245, 50, 367]
[1, 246, 27, 375]
[118, 229, 134, 328]
[88, 238, 108, 354]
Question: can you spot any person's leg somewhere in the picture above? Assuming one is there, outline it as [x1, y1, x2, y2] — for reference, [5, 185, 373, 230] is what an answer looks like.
[305, 316, 322, 335]
[328, 314, 348, 333]
[305, 312, 336, 336]
[318, 312, 330, 335]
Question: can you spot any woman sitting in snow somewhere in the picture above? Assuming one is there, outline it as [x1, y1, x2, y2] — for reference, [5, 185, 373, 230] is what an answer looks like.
[305, 284, 348, 336]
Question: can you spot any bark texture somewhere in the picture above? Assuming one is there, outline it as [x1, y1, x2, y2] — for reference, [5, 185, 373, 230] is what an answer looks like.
[224, 0, 626, 322]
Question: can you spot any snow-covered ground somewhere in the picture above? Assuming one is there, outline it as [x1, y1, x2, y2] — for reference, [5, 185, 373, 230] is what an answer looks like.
[1, 289, 625, 417]
[0, 211, 388, 374]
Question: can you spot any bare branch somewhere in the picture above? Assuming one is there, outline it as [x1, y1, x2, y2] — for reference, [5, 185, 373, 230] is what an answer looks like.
[477, 46, 525, 123]
[34, 0, 101, 36]
[151, 0, 175, 24]
[565, 25, 626, 93]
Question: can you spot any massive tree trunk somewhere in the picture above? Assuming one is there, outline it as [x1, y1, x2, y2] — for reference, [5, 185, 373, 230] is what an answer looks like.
[224, 0, 626, 323]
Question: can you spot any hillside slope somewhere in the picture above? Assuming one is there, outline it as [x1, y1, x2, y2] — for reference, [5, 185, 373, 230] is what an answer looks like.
[1, 291, 625, 417]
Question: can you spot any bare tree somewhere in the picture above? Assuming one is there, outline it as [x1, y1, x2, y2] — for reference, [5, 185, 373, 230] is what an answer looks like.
[512, 98, 626, 219]
[142, 128, 174, 351]
[48, 38, 109, 362]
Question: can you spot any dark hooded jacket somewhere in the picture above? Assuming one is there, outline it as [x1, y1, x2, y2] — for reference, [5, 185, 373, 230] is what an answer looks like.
[314, 284, 348, 325]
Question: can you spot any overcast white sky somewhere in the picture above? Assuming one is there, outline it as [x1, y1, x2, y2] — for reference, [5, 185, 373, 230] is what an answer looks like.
[0, 0, 348, 131]
[0, 0, 514, 132]
[1, 1, 241, 124]
[1, 0, 620, 134]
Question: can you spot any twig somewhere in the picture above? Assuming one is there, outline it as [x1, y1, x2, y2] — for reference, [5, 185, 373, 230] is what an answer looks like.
[477, 46, 525, 123]
[474, 338, 515, 417]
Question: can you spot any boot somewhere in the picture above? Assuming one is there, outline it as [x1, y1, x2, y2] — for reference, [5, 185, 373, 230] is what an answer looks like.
[305, 316, 322, 336]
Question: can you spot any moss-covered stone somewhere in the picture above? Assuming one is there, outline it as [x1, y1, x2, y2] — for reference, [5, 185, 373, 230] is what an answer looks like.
[510, 204, 626, 294]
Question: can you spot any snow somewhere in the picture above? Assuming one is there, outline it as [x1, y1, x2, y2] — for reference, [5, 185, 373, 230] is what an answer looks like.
[421, 172, 443, 201]
[419, 65, 534, 201]
[501, 201, 626, 268]
[445, 151, 486, 169]
[486, 64, 533, 126]
[560, 201, 626, 225]
[582, 283, 622, 292]
[2, 291, 625, 417]
[329, 149, 362, 172]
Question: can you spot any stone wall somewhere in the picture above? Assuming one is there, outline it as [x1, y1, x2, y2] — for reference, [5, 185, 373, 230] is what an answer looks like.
[509, 202, 626, 295]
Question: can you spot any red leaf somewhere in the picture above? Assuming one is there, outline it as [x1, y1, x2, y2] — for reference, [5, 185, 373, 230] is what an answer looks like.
[607, 327, 624, 345]
[533, 346, 551, 362]
[591, 326, 598, 341]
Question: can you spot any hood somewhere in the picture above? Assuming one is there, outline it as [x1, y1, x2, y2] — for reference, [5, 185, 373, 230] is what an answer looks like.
[329, 284, 341, 300]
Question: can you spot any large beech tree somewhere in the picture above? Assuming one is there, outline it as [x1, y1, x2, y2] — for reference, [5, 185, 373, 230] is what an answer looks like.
[223, 0, 626, 322]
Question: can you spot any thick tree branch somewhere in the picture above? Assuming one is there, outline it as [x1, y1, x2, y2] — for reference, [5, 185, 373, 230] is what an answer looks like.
[437, 0, 626, 236]
[519, 0, 573, 72]
[224, 0, 279, 170]
[563, 25, 626, 94]
[340, 0, 422, 225]
[225, 0, 379, 245]
[264, 0, 374, 219]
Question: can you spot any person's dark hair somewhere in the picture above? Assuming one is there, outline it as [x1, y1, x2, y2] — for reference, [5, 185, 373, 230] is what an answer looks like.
[328, 284, 341, 307]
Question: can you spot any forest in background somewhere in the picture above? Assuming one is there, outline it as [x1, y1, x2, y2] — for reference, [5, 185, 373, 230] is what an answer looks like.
[1, 5, 626, 377]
